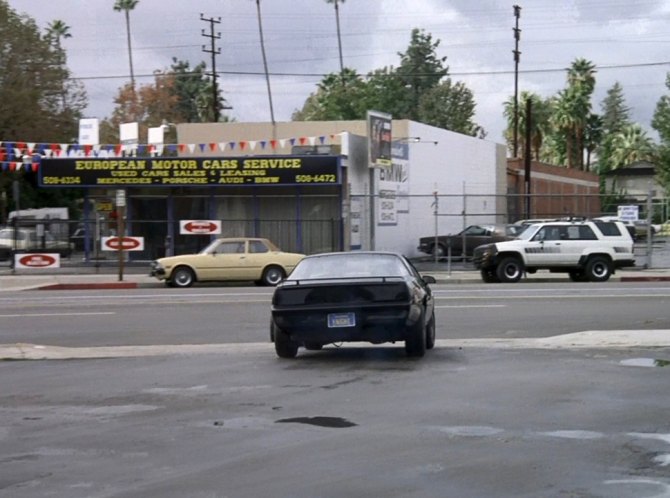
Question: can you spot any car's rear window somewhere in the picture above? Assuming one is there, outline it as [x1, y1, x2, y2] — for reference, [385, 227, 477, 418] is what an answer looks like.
[593, 221, 624, 237]
[290, 254, 409, 280]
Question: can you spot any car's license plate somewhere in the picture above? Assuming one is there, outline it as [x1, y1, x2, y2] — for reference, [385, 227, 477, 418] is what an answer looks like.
[328, 312, 355, 328]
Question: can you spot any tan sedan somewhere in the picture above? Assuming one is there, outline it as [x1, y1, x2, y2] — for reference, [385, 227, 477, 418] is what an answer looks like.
[150, 237, 305, 288]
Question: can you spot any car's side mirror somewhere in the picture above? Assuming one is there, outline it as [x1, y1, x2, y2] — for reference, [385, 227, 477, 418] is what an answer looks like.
[422, 275, 437, 284]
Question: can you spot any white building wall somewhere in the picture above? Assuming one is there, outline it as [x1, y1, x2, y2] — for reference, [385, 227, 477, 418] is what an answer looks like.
[374, 121, 506, 258]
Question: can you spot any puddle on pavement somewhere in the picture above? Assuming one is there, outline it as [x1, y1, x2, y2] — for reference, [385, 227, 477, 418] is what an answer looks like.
[275, 416, 357, 428]
[620, 358, 670, 368]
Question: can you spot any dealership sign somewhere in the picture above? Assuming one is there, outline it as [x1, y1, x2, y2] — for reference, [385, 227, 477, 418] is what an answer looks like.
[38, 155, 341, 188]
[180, 220, 222, 235]
[14, 253, 60, 269]
[101, 236, 145, 251]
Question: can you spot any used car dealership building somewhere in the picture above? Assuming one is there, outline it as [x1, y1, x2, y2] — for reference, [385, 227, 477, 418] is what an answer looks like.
[40, 119, 596, 261]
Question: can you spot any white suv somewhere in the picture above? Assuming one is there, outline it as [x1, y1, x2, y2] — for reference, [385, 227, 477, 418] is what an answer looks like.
[472, 220, 635, 283]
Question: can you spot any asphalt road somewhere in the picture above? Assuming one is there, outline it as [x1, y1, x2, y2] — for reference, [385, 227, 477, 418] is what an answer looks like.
[1, 283, 670, 497]
[1, 282, 670, 347]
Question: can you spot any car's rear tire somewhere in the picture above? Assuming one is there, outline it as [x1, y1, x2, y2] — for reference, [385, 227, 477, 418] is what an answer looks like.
[425, 311, 436, 350]
[405, 310, 426, 358]
[272, 321, 298, 358]
[480, 269, 499, 283]
[585, 256, 612, 282]
[171, 266, 195, 288]
[262, 266, 286, 286]
[496, 256, 523, 283]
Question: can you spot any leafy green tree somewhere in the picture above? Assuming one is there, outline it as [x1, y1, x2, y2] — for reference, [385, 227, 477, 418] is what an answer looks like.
[597, 82, 632, 174]
[292, 69, 368, 120]
[0, 1, 87, 213]
[396, 29, 448, 121]
[170, 58, 230, 123]
[418, 80, 481, 137]
[601, 82, 630, 134]
[294, 28, 482, 133]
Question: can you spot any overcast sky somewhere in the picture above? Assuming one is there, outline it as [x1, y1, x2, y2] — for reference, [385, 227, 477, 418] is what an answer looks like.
[9, 0, 670, 143]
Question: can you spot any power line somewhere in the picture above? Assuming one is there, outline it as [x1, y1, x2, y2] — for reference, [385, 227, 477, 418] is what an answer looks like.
[67, 59, 670, 83]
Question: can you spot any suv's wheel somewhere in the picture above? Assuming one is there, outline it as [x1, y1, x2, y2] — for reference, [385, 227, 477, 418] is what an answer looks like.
[480, 269, 499, 283]
[171, 266, 195, 288]
[568, 270, 588, 282]
[496, 256, 523, 283]
[262, 266, 285, 286]
[272, 321, 298, 358]
[405, 310, 426, 357]
[585, 256, 612, 282]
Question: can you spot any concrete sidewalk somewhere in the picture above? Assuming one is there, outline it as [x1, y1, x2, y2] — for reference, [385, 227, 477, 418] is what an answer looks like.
[1, 266, 670, 291]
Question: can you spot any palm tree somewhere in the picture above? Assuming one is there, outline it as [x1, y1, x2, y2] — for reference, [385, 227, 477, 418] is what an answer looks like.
[46, 20, 71, 53]
[45, 20, 72, 110]
[325, 0, 346, 75]
[114, 0, 139, 90]
[503, 91, 551, 160]
[566, 58, 596, 170]
[610, 124, 655, 168]
[253, 0, 275, 125]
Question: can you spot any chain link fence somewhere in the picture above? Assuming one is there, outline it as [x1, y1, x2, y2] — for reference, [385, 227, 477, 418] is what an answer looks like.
[2, 191, 669, 269]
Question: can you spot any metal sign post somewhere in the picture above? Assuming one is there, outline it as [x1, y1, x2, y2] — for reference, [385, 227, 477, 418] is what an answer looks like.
[116, 189, 126, 281]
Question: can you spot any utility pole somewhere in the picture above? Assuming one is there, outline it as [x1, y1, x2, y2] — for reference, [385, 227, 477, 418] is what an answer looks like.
[201, 13, 222, 123]
[513, 5, 522, 158]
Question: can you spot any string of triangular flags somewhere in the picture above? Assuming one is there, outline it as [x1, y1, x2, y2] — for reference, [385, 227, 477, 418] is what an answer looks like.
[0, 132, 346, 172]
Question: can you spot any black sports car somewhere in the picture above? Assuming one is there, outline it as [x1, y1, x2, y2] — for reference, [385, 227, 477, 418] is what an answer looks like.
[270, 251, 437, 358]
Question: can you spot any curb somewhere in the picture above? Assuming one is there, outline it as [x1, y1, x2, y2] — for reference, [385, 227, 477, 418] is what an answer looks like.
[37, 282, 139, 290]
[620, 276, 670, 282]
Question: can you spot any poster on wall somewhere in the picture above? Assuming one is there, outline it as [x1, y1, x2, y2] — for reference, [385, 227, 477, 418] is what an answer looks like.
[377, 142, 409, 225]
[367, 110, 392, 168]
[349, 197, 362, 250]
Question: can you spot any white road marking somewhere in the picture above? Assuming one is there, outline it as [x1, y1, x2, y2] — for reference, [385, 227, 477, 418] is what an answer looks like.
[436, 305, 506, 308]
[0, 312, 115, 318]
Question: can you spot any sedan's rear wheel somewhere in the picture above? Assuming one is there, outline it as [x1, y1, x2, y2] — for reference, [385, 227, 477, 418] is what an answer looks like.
[262, 266, 286, 286]
[171, 266, 195, 288]
[405, 310, 426, 358]
[272, 321, 298, 359]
